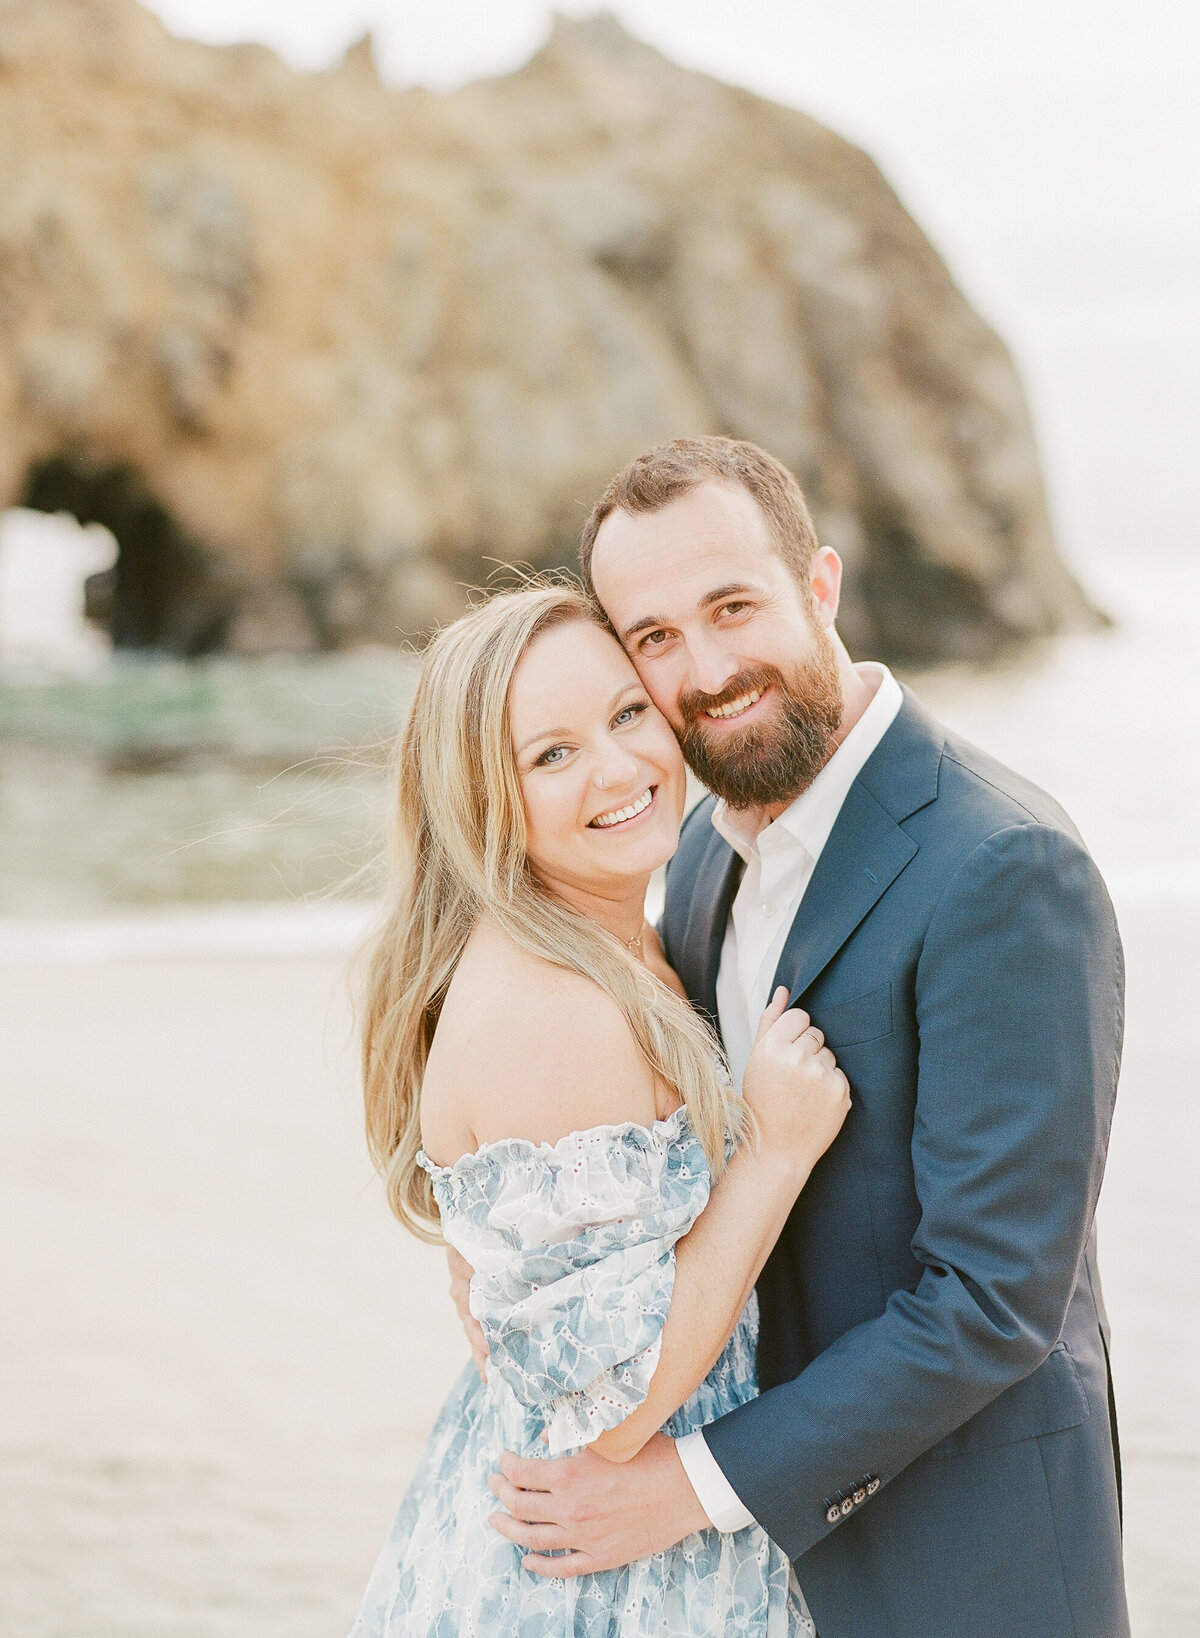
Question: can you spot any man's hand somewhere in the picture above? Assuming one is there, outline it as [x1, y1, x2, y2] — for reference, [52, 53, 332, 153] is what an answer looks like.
[446, 1245, 489, 1381]
[487, 1432, 710, 1576]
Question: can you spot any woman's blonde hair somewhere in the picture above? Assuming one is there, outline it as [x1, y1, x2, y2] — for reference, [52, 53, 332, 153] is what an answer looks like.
[359, 580, 747, 1241]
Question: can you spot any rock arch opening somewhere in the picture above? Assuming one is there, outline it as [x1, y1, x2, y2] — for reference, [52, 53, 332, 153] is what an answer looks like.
[19, 456, 232, 655]
[0, 508, 116, 667]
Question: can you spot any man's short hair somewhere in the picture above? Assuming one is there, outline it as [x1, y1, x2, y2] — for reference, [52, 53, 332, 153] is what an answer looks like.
[578, 436, 820, 591]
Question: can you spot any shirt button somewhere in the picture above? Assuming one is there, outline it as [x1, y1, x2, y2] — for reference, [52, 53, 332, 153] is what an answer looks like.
[760, 901, 776, 916]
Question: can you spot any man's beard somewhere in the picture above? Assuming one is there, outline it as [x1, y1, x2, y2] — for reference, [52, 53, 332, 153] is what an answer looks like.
[677, 638, 844, 810]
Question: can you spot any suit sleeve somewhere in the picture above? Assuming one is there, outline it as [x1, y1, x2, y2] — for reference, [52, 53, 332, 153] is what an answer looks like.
[700, 821, 1124, 1559]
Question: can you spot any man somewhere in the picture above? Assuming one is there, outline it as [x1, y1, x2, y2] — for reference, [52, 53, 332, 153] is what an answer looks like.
[458, 437, 1128, 1637]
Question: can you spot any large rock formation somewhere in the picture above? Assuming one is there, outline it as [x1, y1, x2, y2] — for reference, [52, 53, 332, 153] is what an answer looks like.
[0, 0, 1095, 660]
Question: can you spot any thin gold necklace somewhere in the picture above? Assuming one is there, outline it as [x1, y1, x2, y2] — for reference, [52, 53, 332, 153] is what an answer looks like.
[626, 929, 644, 959]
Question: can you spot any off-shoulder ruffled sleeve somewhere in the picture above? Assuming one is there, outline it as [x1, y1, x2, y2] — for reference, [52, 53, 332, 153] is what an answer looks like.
[419, 1107, 711, 1455]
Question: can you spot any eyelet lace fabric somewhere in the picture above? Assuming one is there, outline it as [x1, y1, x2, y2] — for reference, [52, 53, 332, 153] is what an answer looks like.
[349, 1107, 813, 1636]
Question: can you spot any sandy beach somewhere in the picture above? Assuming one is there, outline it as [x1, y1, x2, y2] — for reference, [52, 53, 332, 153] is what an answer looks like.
[2, 888, 1196, 1637]
[3, 549, 1198, 1637]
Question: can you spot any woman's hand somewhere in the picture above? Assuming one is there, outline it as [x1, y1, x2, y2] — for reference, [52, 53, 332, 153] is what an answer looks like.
[742, 987, 851, 1178]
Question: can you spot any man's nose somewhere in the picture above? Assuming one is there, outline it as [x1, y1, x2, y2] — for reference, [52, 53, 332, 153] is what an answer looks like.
[685, 633, 741, 699]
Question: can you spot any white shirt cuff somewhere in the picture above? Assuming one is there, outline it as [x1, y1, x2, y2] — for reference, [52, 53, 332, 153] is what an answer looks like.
[675, 1428, 757, 1532]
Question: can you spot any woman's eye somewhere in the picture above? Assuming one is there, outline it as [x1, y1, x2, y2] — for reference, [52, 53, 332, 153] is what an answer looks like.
[536, 745, 569, 767]
[613, 703, 647, 728]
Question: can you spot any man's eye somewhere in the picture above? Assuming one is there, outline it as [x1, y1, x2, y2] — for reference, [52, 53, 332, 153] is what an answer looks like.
[640, 630, 669, 650]
[720, 601, 751, 617]
[613, 703, 647, 727]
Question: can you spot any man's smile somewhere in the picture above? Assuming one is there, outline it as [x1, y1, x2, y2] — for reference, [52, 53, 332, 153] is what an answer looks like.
[703, 686, 766, 722]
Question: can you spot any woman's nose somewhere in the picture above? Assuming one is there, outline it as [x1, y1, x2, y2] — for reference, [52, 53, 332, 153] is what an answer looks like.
[593, 738, 641, 791]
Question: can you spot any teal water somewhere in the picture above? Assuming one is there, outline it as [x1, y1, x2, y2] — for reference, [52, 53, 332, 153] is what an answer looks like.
[0, 652, 418, 914]
[1, 542, 1195, 918]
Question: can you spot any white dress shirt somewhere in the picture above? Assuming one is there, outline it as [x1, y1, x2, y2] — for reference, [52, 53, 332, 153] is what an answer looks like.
[676, 663, 903, 1533]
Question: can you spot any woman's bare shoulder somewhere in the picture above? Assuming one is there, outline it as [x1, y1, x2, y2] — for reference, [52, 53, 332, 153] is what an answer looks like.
[420, 917, 659, 1161]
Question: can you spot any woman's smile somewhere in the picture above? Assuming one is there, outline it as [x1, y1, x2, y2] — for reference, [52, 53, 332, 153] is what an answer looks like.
[588, 786, 658, 830]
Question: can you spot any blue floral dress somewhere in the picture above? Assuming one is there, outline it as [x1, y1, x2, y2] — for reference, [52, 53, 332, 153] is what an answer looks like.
[349, 1106, 813, 1636]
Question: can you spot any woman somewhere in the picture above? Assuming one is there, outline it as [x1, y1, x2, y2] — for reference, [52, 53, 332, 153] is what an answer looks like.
[352, 583, 850, 1635]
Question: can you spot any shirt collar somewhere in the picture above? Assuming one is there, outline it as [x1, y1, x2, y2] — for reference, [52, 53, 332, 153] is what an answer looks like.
[710, 663, 903, 865]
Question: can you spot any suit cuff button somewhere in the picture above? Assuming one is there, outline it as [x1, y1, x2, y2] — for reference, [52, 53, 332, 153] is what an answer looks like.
[866, 1476, 881, 1496]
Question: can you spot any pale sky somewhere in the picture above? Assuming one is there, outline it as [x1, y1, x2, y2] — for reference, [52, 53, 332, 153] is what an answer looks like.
[135, 0, 1198, 561]
[135, 0, 1196, 219]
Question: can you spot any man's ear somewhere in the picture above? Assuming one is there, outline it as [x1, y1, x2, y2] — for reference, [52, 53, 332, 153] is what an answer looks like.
[810, 547, 843, 626]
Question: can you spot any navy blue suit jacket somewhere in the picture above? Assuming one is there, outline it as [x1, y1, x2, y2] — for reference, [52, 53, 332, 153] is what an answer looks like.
[661, 688, 1128, 1638]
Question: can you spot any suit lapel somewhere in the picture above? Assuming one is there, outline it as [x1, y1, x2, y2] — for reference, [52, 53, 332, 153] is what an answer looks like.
[680, 826, 743, 1037]
[772, 780, 916, 1004]
[771, 687, 944, 1003]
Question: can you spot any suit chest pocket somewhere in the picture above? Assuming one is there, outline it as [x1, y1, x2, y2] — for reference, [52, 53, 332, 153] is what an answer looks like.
[816, 982, 894, 1049]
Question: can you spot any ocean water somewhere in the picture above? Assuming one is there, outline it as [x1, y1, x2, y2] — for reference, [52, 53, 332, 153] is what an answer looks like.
[0, 538, 1192, 930]
[0, 638, 417, 916]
